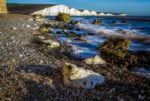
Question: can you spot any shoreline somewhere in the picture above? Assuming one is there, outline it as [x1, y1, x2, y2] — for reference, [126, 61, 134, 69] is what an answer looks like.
[0, 14, 150, 101]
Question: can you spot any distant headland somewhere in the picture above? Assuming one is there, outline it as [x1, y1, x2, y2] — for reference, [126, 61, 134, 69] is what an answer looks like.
[7, 3, 126, 16]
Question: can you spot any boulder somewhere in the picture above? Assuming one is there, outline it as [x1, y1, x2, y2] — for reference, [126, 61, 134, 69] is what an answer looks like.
[84, 55, 106, 65]
[62, 62, 105, 89]
[97, 37, 138, 67]
[55, 13, 71, 23]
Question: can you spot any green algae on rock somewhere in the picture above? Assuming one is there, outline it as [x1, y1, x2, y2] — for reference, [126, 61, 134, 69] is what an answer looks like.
[38, 24, 52, 33]
[55, 13, 71, 23]
[97, 37, 138, 68]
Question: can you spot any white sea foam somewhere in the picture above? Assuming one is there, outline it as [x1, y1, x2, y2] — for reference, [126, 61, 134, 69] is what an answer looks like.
[75, 23, 139, 39]
[70, 44, 99, 58]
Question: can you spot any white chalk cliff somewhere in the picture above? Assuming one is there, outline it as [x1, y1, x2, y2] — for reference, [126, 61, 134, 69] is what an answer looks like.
[32, 4, 126, 16]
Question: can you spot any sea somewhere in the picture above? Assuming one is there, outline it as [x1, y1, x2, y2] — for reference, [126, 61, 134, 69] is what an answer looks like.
[48, 16, 150, 59]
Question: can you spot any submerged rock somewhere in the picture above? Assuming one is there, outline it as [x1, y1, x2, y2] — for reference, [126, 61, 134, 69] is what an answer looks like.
[65, 31, 79, 38]
[112, 20, 118, 25]
[70, 21, 80, 26]
[56, 31, 62, 35]
[97, 37, 138, 67]
[62, 62, 105, 89]
[84, 55, 106, 65]
[92, 19, 102, 25]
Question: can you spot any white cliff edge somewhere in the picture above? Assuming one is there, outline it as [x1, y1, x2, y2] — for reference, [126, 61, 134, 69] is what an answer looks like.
[32, 4, 126, 16]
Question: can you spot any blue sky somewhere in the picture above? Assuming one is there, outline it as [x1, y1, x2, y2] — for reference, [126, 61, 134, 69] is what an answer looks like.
[8, 0, 150, 16]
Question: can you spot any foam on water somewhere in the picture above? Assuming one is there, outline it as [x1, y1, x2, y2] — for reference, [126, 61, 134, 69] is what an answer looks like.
[71, 44, 99, 59]
[76, 23, 138, 38]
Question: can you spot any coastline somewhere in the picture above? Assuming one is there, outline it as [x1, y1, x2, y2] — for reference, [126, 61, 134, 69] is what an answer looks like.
[0, 14, 150, 100]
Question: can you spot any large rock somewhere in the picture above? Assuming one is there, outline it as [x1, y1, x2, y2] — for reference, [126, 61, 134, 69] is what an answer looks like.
[97, 37, 137, 67]
[62, 62, 105, 89]
[55, 13, 71, 23]
[84, 55, 106, 65]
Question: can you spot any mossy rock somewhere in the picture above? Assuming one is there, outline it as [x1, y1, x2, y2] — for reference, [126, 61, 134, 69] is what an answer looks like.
[55, 13, 71, 23]
[38, 24, 52, 33]
[98, 37, 138, 67]
[98, 37, 130, 51]
[92, 19, 102, 25]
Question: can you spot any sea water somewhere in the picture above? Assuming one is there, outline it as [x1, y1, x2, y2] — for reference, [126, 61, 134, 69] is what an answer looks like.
[49, 16, 150, 59]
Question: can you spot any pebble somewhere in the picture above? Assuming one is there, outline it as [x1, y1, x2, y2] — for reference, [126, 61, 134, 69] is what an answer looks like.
[26, 25, 31, 28]
[11, 27, 17, 30]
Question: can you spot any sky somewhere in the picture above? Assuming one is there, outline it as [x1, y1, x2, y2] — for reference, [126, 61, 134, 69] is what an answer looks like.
[7, 0, 150, 16]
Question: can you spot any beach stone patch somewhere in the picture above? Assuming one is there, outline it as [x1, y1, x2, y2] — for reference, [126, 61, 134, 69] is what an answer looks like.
[62, 62, 105, 89]
[84, 55, 106, 65]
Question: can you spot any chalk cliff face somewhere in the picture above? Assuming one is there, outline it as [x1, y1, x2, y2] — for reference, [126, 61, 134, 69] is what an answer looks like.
[32, 4, 126, 16]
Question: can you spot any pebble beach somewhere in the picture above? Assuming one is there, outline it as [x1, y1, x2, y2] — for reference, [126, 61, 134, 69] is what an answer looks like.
[0, 14, 150, 101]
